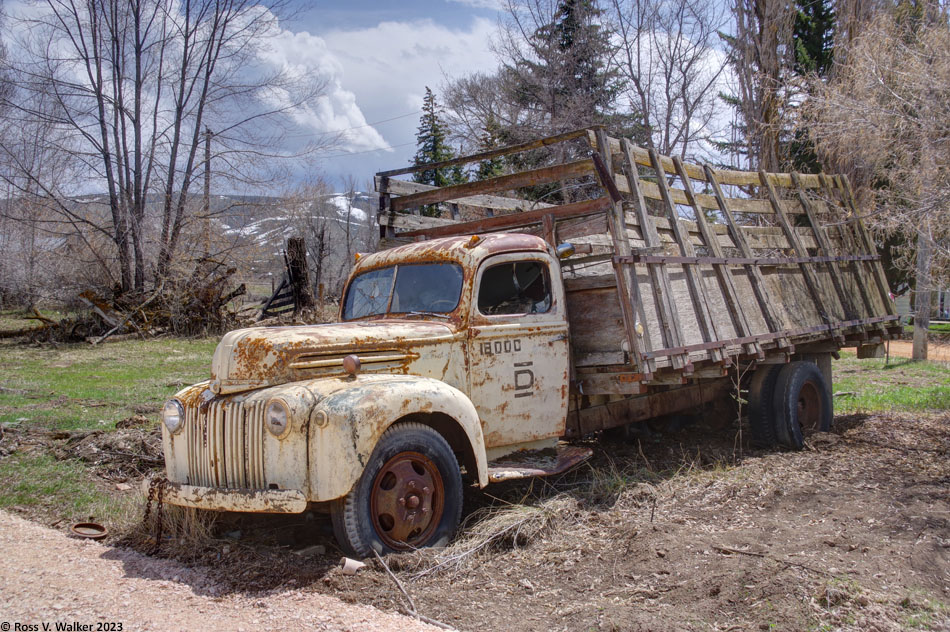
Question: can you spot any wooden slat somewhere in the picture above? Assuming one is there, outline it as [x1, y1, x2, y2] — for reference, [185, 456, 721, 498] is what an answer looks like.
[391, 159, 594, 212]
[378, 212, 456, 231]
[818, 173, 878, 320]
[590, 132, 825, 189]
[673, 156, 762, 358]
[376, 176, 554, 212]
[759, 171, 833, 326]
[650, 148, 723, 364]
[703, 164, 788, 346]
[612, 172, 803, 215]
[790, 171, 856, 321]
[593, 131, 647, 373]
[397, 196, 612, 239]
[621, 139, 688, 369]
[380, 127, 595, 178]
[837, 175, 896, 314]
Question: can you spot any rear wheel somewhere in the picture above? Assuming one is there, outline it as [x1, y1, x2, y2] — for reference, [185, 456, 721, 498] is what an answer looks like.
[772, 361, 832, 450]
[330, 422, 463, 557]
[747, 365, 782, 447]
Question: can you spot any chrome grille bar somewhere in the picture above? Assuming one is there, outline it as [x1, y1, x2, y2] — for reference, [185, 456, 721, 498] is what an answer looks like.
[184, 399, 265, 489]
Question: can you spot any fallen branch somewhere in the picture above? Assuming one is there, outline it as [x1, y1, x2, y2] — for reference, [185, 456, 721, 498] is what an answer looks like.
[372, 550, 457, 631]
[710, 544, 830, 576]
[91, 287, 163, 345]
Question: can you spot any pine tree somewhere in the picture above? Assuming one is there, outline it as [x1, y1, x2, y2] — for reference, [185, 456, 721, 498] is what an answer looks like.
[411, 87, 467, 216]
[474, 115, 506, 181]
[788, 0, 836, 172]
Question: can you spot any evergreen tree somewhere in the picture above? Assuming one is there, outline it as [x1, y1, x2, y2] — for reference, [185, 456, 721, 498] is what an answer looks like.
[789, 0, 836, 172]
[474, 115, 506, 181]
[411, 87, 467, 217]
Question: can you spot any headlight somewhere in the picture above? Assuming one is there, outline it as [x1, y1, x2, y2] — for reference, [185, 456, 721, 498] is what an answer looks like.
[265, 399, 291, 438]
[162, 399, 184, 434]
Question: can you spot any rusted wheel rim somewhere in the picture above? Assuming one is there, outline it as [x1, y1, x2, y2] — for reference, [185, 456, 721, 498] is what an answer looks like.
[370, 451, 444, 550]
[798, 381, 822, 434]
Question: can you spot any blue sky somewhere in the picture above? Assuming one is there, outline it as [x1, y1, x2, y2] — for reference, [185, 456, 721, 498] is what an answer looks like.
[271, 0, 504, 189]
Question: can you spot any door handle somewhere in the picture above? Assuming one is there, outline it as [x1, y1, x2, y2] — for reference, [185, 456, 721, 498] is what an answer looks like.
[550, 334, 568, 342]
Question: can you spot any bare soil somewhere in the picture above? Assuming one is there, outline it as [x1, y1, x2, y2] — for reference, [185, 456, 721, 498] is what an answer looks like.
[0, 510, 434, 632]
[4, 412, 950, 631]
[888, 340, 950, 362]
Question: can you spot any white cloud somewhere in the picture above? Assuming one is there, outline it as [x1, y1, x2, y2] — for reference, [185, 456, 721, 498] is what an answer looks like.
[321, 18, 498, 114]
[256, 27, 389, 151]
[446, 0, 505, 9]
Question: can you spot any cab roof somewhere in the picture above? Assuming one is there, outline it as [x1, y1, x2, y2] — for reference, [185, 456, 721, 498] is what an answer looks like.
[353, 233, 552, 274]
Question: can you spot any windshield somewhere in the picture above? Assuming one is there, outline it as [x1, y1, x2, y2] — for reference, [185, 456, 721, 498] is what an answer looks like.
[343, 263, 464, 320]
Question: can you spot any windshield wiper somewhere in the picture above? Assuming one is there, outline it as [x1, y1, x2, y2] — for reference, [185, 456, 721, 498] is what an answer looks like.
[405, 311, 450, 320]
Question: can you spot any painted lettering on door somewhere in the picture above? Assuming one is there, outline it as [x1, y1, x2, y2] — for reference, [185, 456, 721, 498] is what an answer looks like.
[514, 361, 534, 398]
[480, 339, 522, 356]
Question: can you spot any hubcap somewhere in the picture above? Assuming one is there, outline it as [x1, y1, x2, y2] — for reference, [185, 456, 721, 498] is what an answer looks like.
[370, 451, 444, 550]
[797, 381, 822, 434]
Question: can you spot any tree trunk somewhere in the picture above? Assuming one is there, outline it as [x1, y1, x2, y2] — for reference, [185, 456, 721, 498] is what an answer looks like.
[287, 237, 315, 311]
[912, 225, 932, 361]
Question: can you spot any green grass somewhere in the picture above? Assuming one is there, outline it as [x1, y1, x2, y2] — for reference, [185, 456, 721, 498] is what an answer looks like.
[0, 337, 217, 430]
[0, 308, 71, 333]
[833, 352, 950, 414]
[0, 452, 137, 523]
[904, 322, 950, 335]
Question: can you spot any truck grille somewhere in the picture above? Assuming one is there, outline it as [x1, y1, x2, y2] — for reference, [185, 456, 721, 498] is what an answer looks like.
[184, 400, 265, 489]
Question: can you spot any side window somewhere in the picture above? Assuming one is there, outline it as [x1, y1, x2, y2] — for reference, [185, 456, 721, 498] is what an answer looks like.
[478, 260, 552, 315]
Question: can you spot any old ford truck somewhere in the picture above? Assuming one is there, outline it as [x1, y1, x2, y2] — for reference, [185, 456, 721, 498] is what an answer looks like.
[155, 127, 899, 556]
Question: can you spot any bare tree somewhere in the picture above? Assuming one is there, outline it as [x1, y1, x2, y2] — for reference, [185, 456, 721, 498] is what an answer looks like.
[725, 0, 796, 171]
[805, 7, 950, 359]
[1, 0, 334, 294]
[606, 0, 729, 159]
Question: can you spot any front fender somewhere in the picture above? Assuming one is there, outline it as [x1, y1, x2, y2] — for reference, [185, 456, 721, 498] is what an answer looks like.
[308, 375, 488, 501]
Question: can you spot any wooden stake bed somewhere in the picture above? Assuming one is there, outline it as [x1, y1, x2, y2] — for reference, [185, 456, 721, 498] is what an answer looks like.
[374, 127, 898, 391]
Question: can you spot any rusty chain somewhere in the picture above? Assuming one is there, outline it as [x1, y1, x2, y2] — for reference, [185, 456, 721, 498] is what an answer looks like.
[143, 476, 168, 553]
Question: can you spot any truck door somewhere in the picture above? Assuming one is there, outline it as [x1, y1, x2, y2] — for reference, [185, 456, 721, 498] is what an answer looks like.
[467, 252, 570, 451]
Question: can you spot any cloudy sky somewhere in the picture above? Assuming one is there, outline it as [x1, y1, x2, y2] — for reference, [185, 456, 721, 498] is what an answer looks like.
[274, 0, 504, 188]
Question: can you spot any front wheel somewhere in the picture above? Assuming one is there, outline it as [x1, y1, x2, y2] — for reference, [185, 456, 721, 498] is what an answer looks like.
[330, 422, 463, 557]
[772, 361, 832, 450]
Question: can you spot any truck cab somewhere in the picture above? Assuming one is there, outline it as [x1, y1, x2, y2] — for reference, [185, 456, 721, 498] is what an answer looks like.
[157, 233, 573, 556]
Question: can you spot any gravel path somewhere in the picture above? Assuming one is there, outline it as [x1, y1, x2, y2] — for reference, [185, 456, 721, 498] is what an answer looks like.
[0, 510, 432, 632]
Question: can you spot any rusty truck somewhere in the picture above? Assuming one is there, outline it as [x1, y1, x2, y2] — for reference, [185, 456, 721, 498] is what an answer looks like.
[154, 127, 899, 557]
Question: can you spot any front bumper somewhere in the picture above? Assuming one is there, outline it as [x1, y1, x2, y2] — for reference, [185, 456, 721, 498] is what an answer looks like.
[143, 479, 307, 514]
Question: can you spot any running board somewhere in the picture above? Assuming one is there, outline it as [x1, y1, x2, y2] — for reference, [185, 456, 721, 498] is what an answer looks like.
[487, 445, 593, 483]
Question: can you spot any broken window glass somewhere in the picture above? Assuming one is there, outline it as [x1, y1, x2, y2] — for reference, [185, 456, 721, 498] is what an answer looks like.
[343, 263, 464, 320]
[478, 261, 551, 315]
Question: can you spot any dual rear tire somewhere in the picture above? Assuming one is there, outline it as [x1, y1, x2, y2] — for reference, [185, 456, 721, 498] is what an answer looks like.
[748, 360, 832, 450]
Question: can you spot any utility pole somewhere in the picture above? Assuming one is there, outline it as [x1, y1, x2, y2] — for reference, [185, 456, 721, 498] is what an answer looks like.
[203, 128, 212, 257]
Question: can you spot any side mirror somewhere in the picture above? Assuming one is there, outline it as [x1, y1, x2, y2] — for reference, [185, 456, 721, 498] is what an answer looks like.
[555, 242, 576, 259]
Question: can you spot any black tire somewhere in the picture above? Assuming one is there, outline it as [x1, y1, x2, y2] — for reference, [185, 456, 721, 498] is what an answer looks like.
[772, 361, 832, 450]
[330, 422, 463, 557]
[747, 364, 782, 447]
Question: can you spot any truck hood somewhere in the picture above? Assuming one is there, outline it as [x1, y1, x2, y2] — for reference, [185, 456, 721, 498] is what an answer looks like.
[209, 320, 458, 394]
